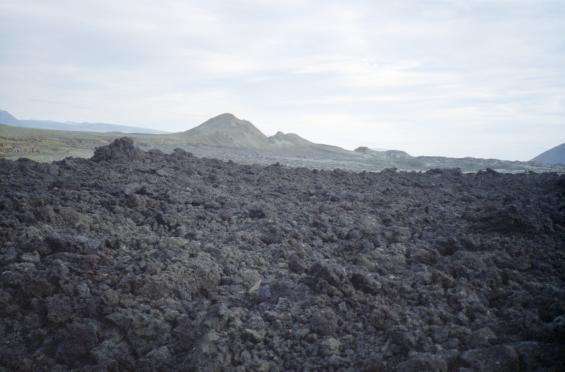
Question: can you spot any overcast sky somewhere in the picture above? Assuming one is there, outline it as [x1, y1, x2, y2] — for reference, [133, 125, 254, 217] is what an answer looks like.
[1, 0, 564, 160]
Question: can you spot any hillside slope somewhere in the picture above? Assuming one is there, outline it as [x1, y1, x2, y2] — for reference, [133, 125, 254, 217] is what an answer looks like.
[181, 113, 270, 148]
[531, 143, 565, 165]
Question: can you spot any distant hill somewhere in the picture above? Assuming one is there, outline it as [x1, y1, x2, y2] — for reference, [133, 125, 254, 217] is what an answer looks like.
[353, 146, 562, 173]
[0, 110, 166, 134]
[1, 112, 564, 173]
[531, 143, 565, 165]
[180, 113, 351, 157]
[269, 131, 313, 147]
[0, 110, 19, 125]
[355, 146, 412, 160]
[181, 113, 270, 148]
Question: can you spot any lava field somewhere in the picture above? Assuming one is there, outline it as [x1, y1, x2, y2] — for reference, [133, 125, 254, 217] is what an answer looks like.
[1, 138, 564, 371]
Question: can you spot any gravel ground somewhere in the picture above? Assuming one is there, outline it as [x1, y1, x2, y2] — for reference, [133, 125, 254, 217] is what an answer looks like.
[1, 138, 564, 371]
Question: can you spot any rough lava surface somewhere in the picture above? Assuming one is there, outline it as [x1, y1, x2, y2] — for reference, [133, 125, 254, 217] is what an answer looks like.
[1, 138, 564, 371]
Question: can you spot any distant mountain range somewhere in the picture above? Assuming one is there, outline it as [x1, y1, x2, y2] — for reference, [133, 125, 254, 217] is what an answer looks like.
[0, 110, 166, 134]
[531, 143, 565, 166]
[0, 110, 563, 173]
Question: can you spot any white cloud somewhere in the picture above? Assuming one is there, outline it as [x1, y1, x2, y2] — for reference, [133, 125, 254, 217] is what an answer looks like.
[0, 0, 564, 160]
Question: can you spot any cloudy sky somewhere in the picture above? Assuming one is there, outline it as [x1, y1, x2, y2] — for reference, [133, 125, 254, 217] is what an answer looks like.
[1, 0, 564, 160]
